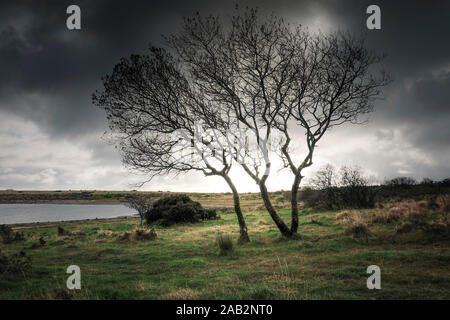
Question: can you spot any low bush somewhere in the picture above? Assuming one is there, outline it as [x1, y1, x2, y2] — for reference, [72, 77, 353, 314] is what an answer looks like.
[298, 187, 323, 209]
[302, 165, 376, 210]
[0, 225, 25, 244]
[396, 222, 414, 234]
[436, 194, 450, 213]
[127, 195, 153, 226]
[422, 222, 450, 239]
[345, 216, 370, 242]
[145, 195, 218, 226]
[372, 200, 427, 224]
[57, 226, 84, 237]
[216, 233, 234, 256]
[57, 226, 69, 236]
[0, 250, 31, 278]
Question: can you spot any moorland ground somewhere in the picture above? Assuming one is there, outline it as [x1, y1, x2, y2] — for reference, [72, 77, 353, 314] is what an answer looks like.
[1, 192, 449, 300]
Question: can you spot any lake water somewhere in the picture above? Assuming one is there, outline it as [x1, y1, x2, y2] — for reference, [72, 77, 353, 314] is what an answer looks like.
[0, 204, 137, 225]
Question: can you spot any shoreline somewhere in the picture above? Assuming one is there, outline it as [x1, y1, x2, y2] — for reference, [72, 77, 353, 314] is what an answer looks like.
[10, 214, 140, 229]
[0, 201, 127, 205]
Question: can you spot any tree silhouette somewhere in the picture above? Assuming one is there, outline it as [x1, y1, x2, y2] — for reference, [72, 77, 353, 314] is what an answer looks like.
[93, 48, 250, 243]
[94, 7, 390, 238]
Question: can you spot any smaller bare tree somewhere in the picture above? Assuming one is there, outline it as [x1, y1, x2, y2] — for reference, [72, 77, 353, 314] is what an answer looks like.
[127, 195, 153, 226]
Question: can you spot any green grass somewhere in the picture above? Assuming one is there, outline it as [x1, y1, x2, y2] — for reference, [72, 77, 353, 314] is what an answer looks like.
[0, 190, 269, 210]
[1, 207, 449, 300]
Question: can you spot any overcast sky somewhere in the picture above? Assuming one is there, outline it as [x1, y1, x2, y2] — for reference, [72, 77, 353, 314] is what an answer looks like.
[0, 0, 449, 192]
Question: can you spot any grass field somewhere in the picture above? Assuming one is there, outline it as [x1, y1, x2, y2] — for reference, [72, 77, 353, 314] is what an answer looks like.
[0, 190, 271, 211]
[1, 200, 449, 300]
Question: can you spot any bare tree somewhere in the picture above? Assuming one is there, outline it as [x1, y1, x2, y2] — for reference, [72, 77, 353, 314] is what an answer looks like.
[127, 195, 153, 226]
[274, 30, 390, 233]
[311, 164, 338, 191]
[94, 7, 390, 239]
[165, 8, 389, 237]
[92, 48, 250, 243]
[164, 9, 300, 237]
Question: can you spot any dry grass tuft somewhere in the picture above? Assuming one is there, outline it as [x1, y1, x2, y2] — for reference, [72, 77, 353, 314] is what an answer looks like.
[436, 194, 450, 213]
[118, 227, 157, 241]
[216, 233, 234, 256]
[97, 229, 114, 236]
[345, 215, 370, 242]
[70, 231, 85, 236]
[336, 210, 357, 223]
[256, 219, 270, 226]
[372, 200, 427, 224]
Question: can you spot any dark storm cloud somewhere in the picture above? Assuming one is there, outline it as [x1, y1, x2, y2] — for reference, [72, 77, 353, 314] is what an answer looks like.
[0, 0, 449, 189]
[0, 0, 245, 138]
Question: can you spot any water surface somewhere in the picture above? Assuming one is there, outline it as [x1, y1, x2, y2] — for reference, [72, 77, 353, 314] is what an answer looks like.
[0, 203, 136, 225]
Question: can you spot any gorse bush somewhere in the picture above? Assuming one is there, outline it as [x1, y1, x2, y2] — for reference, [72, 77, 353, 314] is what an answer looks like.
[57, 226, 69, 236]
[0, 225, 25, 244]
[0, 250, 31, 278]
[144, 195, 218, 226]
[0, 225, 14, 244]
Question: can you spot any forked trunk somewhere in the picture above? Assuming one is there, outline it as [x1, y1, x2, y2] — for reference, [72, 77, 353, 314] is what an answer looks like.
[223, 174, 250, 243]
[259, 181, 293, 238]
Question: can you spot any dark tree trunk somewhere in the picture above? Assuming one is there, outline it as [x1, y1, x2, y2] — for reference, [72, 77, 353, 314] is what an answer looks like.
[259, 180, 293, 238]
[223, 174, 250, 243]
[290, 174, 302, 233]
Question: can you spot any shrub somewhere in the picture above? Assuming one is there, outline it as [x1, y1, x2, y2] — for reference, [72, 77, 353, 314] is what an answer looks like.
[338, 166, 376, 209]
[385, 177, 417, 186]
[310, 164, 341, 209]
[345, 216, 370, 242]
[0, 250, 31, 278]
[372, 200, 427, 224]
[144, 195, 218, 226]
[216, 233, 234, 256]
[421, 222, 450, 239]
[302, 165, 376, 210]
[396, 222, 414, 234]
[127, 195, 153, 225]
[57, 226, 69, 236]
[0, 225, 25, 244]
[298, 187, 322, 209]
[436, 194, 450, 213]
